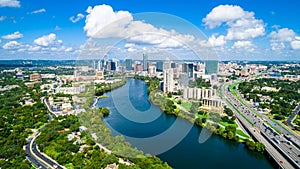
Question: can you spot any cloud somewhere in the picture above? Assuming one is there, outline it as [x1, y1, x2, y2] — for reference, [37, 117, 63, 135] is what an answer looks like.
[208, 35, 226, 46]
[201, 34, 226, 47]
[64, 47, 73, 52]
[291, 40, 300, 50]
[54, 26, 61, 31]
[0, 0, 20, 7]
[226, 18, 265, 40]
[29, 8, 46, 14]
[2, 31, 23, 40]
[270, 42, 285, 51]
[70, 13, 84, 23]
[269, 28, 299, 50]
[269, 28, 295, 42]
[203, 5, 265, 41]
[203, 5, 252, 29]
[232, 40, 254, 48]
[34, 33, 62, 47]
[2, 41, 21, 50]
[0, 16, 6, 21]
[28, 45, 41, 51]
[84, 4, 195, 49]
[84, 4, 132, 37]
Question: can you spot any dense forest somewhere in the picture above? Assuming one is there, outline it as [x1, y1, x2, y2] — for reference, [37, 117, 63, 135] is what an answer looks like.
[0, 73, 48, 168]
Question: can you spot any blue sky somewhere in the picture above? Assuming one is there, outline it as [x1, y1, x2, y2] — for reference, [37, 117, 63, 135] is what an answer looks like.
[0, 0, 299, 60]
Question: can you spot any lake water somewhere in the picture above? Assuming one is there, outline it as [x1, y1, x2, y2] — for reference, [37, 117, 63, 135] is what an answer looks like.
[97, 79, 274, 169]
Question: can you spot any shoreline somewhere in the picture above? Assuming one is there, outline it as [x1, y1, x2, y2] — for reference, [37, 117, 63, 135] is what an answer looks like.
[136, 77, 265, 154]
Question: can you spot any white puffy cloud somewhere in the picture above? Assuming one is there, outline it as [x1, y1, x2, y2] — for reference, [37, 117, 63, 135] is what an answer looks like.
[203, 5, 253, 29]
[0, 16, 6, 21]
[199, 34, 226, 47]
[2, 41, 21, 50]
[2, 31, 23, 40]
[269, 28, 300, 50]
[0, 0, 20, 7]
[83, 4, 195, 49]
[269, 28, 295, 42]
[203, 5, 265, 41]
[226, 18, 265, 40]
[30, 8, 46, 14]
[34, 33, 62, 47]
[232, 41, 254, 48]
[208, 34, 226, 47]
[70, 13, 84, 23]
[124, 43, 135, 48]
[64, 47, 72, 52]
[28, 45, 41, 51]
[270, 42, 285, 51]
[84, 4, 132, 37]
[291, 40, 300, 50]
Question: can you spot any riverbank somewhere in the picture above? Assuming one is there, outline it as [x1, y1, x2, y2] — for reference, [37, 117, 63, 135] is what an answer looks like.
[101, 78, 274, 169]
[88, 79, 173, 169]
[136, 76, 265, 153]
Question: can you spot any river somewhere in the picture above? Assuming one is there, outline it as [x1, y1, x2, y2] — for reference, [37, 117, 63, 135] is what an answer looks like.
[97, 79, 274, 169]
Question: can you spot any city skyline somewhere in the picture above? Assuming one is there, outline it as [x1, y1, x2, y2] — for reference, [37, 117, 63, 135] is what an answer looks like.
[0, 0, 300, 61]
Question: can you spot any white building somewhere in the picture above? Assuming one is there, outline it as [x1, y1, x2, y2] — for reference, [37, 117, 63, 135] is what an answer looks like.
[56, 85, 85, 95]
[148, 65, 156, 75]
[183, 87, 216, 100]
[163, 69, 174, 93]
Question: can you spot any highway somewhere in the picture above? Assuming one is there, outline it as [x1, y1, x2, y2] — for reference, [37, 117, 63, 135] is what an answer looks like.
[26, 132, 64, 169]
[235, 87, 300, 143]
[220, 83, 300, 169]
[287, 104, 300, 128]
[25, 97, 64, 169]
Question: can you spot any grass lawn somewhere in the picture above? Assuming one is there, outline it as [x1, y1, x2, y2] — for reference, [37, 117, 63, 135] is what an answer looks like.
[229, 82, 240, 96]
[196, 113, 207, 119]
[219, 121, 238, 128]
[181, 101, 192, 111]
[236, 129, 250, 138]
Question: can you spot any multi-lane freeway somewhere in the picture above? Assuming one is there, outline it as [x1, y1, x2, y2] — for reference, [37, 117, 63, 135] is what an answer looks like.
[220, 82, 300, 169]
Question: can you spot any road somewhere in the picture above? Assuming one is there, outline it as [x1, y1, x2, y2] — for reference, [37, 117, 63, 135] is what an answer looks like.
[220, 83, 300, 169]
[25, 98, 64, 169]
[26, 132, 64, 169]
[287, 104, 300, 128]
[235, 87, 300, 142]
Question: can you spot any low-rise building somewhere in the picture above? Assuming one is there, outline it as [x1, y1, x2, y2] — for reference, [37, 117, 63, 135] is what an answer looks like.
[30, 73, 42, 81]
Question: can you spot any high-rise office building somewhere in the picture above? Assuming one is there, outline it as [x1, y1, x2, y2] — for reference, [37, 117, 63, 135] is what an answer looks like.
[163, 69, 174, 93]
[111, 61, 116, 71]
[171, 62, 176, 68]
[156, 61, 163, 72]
[125, 59, 133, 71]
[188, 63, 194, 78]
[143, 52, 148, 71]
[182, 63, 194, 78]
[98, 60, 102, 70]
[205, 60, 219, 75]
[163, 61, 171, 70]
[178, 73, 189, 89]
